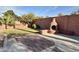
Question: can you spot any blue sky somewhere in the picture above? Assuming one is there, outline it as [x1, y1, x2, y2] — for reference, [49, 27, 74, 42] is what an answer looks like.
[0, 6, 79, 17]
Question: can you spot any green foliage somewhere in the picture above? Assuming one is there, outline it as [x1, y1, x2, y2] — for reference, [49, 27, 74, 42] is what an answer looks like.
[21, 13, 42, 24]
[58, 13, 64, 16]
[0, 10, 43, 28]
[32, 24, 41, 29]
[0, 17, 3, 25]
[21, 13, 35, 23]
[32, 24, 37, 29]
[2, 10, 18, 28]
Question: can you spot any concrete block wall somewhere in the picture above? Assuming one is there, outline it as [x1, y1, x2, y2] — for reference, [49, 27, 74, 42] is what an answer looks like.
[67, 15, 79, 35]
[56, 15, 79, 35]
[56, 16, 69, 34]
[34, 14, 79, 35]
[0, 23, 28, 30]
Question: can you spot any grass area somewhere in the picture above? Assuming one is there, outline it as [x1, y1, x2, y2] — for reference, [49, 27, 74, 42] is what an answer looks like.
[0, 28, 39, 37]
[3, 29, 28, 34]
[16, 28, 39, 33]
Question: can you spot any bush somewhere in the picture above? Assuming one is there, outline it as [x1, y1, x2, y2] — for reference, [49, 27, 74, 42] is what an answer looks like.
[32, 24, 37, 29]
[32, 24, 41, 29]
[36, 25, 41, 29]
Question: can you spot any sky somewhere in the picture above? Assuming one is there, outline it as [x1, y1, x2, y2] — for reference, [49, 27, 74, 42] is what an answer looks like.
[0, 6, 79, 17]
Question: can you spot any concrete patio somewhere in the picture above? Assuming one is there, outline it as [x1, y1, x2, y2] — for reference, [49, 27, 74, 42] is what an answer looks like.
[39, 33, 79, 52]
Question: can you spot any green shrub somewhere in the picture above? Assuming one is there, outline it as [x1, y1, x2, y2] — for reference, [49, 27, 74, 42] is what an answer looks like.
[32, 24, 41, 29]
[32, 24, 37, 29]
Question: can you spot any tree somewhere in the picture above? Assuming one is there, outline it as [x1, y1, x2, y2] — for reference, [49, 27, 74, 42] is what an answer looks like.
[21, 13, 43, 24]
[0, 17, 3, 25]
[3, 10, 18, 29]
[21, 13, 35, 24]
[46, 16, 49, 18]
[71, 10, 79, 15]
[21, 13, 43, 28]
[58, 13, 64, 16]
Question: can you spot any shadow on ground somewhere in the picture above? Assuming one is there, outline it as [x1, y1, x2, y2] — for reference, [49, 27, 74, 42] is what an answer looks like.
[15, 35, 55, 52]
[58, 34, 79, 41]
[43, 34, 79, 44]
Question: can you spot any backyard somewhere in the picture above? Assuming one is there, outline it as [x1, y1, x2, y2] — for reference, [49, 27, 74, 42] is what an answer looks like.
[0, 6, 79, 52]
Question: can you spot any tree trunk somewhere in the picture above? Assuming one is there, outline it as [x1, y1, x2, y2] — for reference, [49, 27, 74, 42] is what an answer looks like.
[5, 24, 7, 29]
[13, 24, 15, 29]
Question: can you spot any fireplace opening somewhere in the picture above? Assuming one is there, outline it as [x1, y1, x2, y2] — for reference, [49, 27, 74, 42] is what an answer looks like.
[51, 25, 56, 30]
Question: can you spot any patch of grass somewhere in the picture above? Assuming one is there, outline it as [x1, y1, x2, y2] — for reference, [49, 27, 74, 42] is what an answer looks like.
[0, 29, 28, 38]
[0, 28, 39, 38]
[16, 28, 39, 33]
[3, 29, 28, 34]
[26, 28, 39, 32]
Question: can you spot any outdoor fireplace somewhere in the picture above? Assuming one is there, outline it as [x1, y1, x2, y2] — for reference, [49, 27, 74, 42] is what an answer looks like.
[50, 18, 58, 34]
[51, 25, 57, 30]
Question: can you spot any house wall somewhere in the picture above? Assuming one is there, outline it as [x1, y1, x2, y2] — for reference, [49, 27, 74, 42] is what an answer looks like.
[34, 18, 52, 29]
[15, 23, 27, 29]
